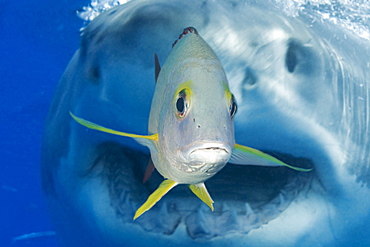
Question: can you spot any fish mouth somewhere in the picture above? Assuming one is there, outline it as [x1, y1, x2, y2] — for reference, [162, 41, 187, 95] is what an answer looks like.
[181, 142, 232, 174]
[188, 147, 229, 174]
[99, 142, 314, 239]
[181, 142, 232, 156]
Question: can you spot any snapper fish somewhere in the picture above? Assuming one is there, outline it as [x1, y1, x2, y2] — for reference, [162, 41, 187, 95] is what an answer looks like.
[70, 27, 310, 220]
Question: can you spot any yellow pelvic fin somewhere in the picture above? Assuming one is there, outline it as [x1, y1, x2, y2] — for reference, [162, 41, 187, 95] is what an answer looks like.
[133, 180, 178, 220]
[69, 112, 158, 141]
[189, 183, 214, 211]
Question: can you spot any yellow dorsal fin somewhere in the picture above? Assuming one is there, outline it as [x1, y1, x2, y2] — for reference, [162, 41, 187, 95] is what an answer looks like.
[189, 183, 214, 211]
[69, 112, 158, 142]
[134, 180, 178, 220]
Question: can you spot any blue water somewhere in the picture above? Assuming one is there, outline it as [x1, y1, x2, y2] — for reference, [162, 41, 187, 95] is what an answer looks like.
[1, 0, 370, 246]
[0, 0, 85, 246]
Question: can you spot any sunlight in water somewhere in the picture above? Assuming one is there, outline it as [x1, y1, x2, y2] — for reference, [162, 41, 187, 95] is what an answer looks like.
[276, 0, 370, 40]
[78, 0, 370, 40]
[77, 0, 130, 21]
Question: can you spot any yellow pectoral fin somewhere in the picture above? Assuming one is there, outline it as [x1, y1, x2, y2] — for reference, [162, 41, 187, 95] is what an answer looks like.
[189, 183, 214, 211]
[134, 180, 178, 220]
[230, 143, 312, 172]
[69, 112, 158, 143]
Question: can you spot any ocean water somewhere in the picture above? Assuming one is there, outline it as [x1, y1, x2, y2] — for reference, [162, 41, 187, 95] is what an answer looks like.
[1, 0, 369, 246]
[1, 0, 84, 246]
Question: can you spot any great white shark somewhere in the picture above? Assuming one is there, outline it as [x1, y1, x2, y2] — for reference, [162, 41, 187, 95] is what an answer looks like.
[41, 0, 370, 246]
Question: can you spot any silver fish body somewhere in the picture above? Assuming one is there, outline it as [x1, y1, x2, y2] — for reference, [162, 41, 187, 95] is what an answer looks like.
[149, 28, 235, 184]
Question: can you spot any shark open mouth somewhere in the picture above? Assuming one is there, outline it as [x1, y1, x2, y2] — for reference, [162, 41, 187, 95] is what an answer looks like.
[94, 142, 314, 239]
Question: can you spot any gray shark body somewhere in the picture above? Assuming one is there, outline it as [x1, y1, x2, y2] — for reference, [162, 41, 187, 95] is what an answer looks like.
[41, 0, 370, 246]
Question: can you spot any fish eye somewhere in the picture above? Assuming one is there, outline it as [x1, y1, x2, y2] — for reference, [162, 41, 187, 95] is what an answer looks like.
[176, 89, 188, 117]
[229, 94, 237, 118]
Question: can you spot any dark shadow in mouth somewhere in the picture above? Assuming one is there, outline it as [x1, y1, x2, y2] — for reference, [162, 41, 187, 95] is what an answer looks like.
[94, 142, 314, 239]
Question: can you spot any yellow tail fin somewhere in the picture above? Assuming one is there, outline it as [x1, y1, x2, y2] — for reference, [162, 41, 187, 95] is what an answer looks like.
[189, 183, 214, 211]
[134, 180, 178, 220]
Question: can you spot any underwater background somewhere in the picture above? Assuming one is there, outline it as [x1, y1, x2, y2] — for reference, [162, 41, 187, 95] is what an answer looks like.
[1, 0, 369, 246]
[1, 0, 83, 246]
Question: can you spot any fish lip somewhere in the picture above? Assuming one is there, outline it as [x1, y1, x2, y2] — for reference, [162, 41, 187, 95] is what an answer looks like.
[180, 142, 232, 174]
[180, 141, 232, 157]
[189, 146, 230, 156]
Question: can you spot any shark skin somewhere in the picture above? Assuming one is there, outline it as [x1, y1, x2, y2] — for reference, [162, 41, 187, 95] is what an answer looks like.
[41, 0, 370, 246]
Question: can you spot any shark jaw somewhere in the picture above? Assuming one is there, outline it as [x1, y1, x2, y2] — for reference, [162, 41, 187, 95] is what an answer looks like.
[93, 141, 314, 239]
